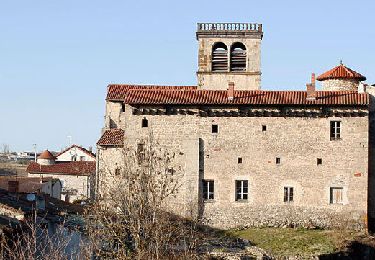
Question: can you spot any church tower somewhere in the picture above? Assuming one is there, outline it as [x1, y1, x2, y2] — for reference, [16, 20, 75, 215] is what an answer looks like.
[196, 23, 263, 90]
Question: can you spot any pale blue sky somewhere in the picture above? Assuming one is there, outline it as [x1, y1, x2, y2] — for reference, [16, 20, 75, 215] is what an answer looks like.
[0, 0, 374, 152]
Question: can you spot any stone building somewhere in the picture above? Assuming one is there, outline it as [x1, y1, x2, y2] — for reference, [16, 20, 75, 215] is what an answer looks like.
[96, 23, 375, 230]
[27, 149, 95, 202]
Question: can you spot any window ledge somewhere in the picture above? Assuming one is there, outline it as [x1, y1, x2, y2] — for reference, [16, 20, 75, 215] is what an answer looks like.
[203, 199, 215, 203]
[235, 199, 249, 203]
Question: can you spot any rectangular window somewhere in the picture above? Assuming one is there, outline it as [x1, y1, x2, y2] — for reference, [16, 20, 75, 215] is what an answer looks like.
[262, 125, 267, 131]
[284, 187, 294, 202]
[137, 143, 145, 163]
[212, 124, 218, 133]
[330, 121, 341, 140]
[276, 157, 281, 165]
[121, 103, 125, 113]
[317, 158, 322, 165]
[330, 187, 343, 204]
[202, 180, 214, 200]
[235, 180, 248, 201]
[142, 118, 148, 128]
[238, 157, 243, 164]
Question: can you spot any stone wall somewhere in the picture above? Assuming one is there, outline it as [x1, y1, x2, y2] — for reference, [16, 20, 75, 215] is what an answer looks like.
[321, 79, 359, 91]
[113, 104, 369, 229]
[197, 37, 261, 90]
[95, 147, 124, 199]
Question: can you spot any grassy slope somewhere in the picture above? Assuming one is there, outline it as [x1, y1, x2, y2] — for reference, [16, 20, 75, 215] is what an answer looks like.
[227, 228, 362, 257]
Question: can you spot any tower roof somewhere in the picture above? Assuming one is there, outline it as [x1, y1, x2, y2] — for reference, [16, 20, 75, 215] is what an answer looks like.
[38, 150, 55, 160]
[317, 63, 366, 81]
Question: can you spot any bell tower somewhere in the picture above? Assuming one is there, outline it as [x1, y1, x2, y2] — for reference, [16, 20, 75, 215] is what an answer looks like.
[196, 23, 263, 90]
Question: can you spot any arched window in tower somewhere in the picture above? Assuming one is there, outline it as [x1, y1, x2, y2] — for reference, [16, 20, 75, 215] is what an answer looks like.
[212, 42, 228, 72]
[230, 42, 246, 71]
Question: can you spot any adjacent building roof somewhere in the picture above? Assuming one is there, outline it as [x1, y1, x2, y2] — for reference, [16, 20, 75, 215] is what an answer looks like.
[97, 129, 124, 146]
[38, 150, 55, 160]
[56, 144, 96, 159]
[27, 161, 95, 176]
[122, 89, 369, 106]
[106, 84, 197, 101]
[0, 176, 53, 193]
[317, 63, 366, 81]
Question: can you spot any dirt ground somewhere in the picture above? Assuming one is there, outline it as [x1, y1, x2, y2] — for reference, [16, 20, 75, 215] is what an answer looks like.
[0, 162, 28, 176]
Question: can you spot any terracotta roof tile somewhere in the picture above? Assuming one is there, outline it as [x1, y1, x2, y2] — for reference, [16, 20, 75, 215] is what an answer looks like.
[123, 89, 369, 106]
[97, 129, 124, 146]
[38, 150, 55, 160]
[27, 161, 95, 176]
[317, 64, 366, 81]
[56, 144, 96, 159]
[106, 84, 197, 101]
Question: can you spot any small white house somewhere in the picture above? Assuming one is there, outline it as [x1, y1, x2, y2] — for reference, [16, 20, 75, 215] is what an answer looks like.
[56, 144, 96, 162]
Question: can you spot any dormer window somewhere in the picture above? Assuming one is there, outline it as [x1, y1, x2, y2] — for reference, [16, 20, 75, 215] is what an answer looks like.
[212, 42, 228, 72]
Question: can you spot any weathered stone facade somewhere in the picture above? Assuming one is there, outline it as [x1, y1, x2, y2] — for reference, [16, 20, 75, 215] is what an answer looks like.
[321, 79, 359, 91]
[196, 23, 262, 90]
[96, 23, 374, 231]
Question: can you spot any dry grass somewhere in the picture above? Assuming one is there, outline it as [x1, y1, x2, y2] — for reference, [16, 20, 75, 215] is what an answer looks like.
[227, 227, 364, 258]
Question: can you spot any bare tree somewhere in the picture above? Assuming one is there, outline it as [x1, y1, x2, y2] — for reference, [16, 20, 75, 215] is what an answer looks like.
[1, 143, 10, 155]
[0, 216, 83, 260]
[86, 135, 200, 259]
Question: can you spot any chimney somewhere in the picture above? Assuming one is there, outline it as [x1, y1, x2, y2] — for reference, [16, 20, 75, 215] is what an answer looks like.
[358, 82, 366, 93]
[228, 82, 234, 100]
[306, 73, 316, 100]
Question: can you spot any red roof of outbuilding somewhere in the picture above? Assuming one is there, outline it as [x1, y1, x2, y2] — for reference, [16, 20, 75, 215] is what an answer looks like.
[38, 150, 55, 160]
[122, 89, 369, 106]
[317, 64, 366, 81]
[97, 129, 124, 146]
[27, 161, 95, 176]
[106, 84, 197, 101]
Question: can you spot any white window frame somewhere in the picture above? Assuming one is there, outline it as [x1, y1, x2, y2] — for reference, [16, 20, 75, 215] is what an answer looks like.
[330, 187, 343, 204]
[202, 180, 214, 201]
[235, 180, 248, 201]
[284, 186, 294, 203]
[330, 121, 341, 140]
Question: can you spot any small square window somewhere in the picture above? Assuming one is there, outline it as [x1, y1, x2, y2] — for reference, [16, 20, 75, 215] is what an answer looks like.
[262, 125, 267, 131]
[142, 118, 148, 128]
[212, 124, 218, 133]
[238, 157, 242, 164]
[317, 158, 322, 165]
[115, 168, 121, 176]
[276, 157, 281, 164]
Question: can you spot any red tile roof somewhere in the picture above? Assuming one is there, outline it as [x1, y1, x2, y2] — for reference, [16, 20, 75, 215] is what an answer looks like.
[106, 84, 197, 101]
[317, 64, 366, 81]
[38, 150, 55, 160]
[56, 144, 96, 159]
[122, 89, 369, 106]
[97, 129, 124, 146]
[27, 161, 95, 176]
